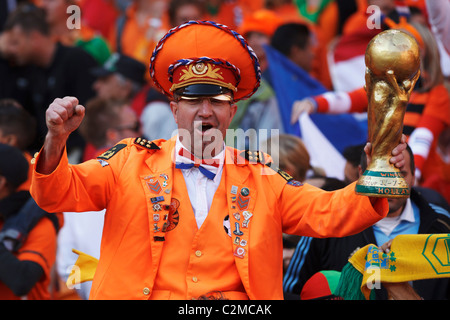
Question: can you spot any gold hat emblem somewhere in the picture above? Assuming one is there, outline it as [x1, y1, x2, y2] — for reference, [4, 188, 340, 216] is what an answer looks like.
[193, 62, 208, 75]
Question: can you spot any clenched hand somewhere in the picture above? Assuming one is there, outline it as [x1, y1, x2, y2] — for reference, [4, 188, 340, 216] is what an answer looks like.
[46, 96, 85, 140]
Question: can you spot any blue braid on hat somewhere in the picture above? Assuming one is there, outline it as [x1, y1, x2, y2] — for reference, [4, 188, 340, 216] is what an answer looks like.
[150, 20, 261, 101]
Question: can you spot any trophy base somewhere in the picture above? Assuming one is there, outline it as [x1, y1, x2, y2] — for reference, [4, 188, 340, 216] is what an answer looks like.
[355, 169, 410, 198]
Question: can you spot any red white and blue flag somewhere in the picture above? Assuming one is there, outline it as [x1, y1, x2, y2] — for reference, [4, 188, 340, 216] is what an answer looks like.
[264, 45, 368, 179]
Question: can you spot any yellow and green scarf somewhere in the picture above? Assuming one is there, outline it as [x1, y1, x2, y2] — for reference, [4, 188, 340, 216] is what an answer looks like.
[335, 234, 450, 300]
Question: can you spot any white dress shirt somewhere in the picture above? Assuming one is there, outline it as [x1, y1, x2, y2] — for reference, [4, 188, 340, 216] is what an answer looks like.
[175, 137, 225, 229]
[374, 198, 415, 237]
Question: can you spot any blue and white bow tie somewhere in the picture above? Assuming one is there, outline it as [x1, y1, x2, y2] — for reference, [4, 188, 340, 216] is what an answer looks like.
[175, 148, 220, 180]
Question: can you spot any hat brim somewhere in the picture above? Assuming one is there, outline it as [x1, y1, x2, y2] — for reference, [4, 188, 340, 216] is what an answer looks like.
[150, 21, 260, 101]
[174, 83, 233, 98]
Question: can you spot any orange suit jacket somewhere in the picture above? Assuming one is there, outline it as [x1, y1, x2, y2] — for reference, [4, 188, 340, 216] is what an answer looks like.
[30, 137, 388, 299]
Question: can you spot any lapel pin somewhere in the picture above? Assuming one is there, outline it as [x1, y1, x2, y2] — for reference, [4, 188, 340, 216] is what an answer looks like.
[150, 196, 164, 203]
[240, 187, 250, 196]
[160, 173, 169, 180]
[234, 247, 246, 259]
[242, 211, 253, 221]
[233, 222, 244, 236]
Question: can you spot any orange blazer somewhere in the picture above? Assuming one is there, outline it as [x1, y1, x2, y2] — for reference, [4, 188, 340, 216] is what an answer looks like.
[30, 137, 388, 299]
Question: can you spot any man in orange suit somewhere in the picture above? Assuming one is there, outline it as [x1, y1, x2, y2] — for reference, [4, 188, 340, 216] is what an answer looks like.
[30, 21, 407, 300]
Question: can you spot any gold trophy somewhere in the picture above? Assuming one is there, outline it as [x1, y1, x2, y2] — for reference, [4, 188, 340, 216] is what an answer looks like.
[355, 29, 420, 198]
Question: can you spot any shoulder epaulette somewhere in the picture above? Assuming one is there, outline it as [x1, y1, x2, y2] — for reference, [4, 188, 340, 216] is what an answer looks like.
[236, 149, 301, 185]
[239, 150, 266, 164]
[134, 137, 161, 150]
[264, 162, 301, 185]
[274, 167, 294, 182]
[97, 143, 127, 160]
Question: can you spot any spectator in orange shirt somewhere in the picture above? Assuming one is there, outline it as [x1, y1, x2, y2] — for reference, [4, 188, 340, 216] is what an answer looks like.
[342, 0, 396, 36]
[109, 0, 169, 66]
[0, 143, 60, 300]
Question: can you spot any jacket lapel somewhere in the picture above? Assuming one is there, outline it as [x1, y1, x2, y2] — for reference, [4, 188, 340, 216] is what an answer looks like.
[224, 147, 256, 298]
[140, 137, 176, 279]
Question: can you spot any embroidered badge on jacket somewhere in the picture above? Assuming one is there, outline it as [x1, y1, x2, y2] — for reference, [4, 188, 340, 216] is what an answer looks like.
[237, 193, 250, 210]
[147, 179, 162, 195]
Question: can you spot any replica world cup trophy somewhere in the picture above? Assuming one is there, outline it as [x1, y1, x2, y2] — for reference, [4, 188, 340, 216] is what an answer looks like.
[355, 29, 420, 198]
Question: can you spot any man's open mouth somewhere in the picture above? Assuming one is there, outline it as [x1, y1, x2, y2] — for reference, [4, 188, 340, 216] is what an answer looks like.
[201, 123, 214, 132]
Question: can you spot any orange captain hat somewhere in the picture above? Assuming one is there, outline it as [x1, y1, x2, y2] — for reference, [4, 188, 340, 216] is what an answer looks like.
[149, 21, 261, 102]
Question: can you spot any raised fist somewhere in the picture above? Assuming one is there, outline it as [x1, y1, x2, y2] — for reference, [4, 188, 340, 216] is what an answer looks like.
[46, 96, 85, 139]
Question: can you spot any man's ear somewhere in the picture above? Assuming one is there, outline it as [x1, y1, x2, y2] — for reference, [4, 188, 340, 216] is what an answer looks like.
[169, 101, 179, 124]
[229, 103, 237, 119]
